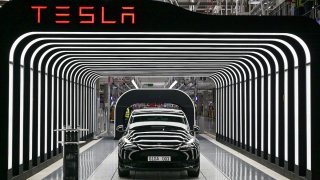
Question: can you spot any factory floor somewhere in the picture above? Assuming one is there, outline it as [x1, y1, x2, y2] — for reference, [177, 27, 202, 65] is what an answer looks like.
[29, 134, 287, 180]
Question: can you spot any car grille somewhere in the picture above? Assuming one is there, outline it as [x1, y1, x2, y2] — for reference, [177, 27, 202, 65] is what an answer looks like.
[127, 130, 191, 150]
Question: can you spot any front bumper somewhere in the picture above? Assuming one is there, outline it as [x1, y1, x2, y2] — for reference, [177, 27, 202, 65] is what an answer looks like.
[118, 148, 200, 170]
[119, 158, 200, 171]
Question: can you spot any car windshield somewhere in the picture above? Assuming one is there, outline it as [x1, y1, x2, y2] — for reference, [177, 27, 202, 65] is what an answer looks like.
[130, 115, 186, 124]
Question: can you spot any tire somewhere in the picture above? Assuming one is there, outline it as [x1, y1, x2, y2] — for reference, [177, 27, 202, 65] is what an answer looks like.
[187, 165, 200, 177]
[118, 162, 130, 177]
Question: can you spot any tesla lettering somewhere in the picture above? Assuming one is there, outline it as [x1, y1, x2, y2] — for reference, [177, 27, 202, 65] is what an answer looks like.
[31, 6, 135, 25]
[55, 6, 70, 24]
[79, 6, 94, 24]
[31, 6, 47, 23]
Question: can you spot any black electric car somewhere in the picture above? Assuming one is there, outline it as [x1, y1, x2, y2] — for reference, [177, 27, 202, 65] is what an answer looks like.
[117, 108, 200, 177]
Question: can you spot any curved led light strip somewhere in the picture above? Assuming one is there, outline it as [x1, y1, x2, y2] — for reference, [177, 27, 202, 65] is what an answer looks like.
[216, 71, 233, 140]
[8, 32, 311, 172]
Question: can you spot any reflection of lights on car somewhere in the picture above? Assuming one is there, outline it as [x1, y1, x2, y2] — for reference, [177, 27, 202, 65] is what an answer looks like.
[117, 108, 200, 177]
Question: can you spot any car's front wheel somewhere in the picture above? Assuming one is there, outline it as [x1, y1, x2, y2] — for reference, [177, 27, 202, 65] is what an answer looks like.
[187, 165, 200, 177]
[118, 162, 130, 177]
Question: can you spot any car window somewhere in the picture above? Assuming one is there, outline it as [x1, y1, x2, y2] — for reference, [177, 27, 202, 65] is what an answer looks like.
[130, 115, 186, 124]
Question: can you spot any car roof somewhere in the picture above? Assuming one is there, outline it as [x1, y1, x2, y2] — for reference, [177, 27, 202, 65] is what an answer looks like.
[131, 108, 185, 116]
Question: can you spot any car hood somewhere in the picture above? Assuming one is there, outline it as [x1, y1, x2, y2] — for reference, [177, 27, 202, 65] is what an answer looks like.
[128, 121, 189, 131]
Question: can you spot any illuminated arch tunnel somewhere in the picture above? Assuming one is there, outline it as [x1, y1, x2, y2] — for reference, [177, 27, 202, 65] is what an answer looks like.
[0, 0, 320, 180]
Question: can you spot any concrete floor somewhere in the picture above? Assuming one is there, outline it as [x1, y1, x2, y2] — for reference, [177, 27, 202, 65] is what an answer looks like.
[29, 134, 287, 180]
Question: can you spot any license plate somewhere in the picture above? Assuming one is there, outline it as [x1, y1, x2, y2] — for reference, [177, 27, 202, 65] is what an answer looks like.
[148, 156, 171, 162]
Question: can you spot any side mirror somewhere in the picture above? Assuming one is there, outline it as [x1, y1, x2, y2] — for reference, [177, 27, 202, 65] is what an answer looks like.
[193, 125, 200, 134]
[116, 125, 125, 132]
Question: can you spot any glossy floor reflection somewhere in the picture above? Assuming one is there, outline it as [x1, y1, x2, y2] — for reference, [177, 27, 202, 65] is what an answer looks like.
[88, 147, 228, 180]
[198, 136, 275, 180]
[40, 134, 281, 180]
[43, 136, 117, 180]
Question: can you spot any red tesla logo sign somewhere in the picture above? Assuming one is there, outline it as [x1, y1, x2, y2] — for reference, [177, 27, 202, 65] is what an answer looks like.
[31, 5, 135, 24]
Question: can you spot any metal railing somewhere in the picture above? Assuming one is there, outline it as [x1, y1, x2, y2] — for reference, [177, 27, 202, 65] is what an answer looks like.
[267, 0, 320, 21]
[302, 3, 320, 20]
[268, 1, 293, 16]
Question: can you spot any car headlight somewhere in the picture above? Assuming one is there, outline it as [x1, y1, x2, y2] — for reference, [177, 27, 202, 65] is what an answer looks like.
[123, 137, 132, 144]
[187, 137, 195, 145]
[122, 137, 139, 147]
[180, 137, 196, 149]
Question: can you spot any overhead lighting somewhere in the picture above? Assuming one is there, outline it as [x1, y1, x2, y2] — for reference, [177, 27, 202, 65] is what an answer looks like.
[131, 79, 139, 89]
[249, 0, 261, 4]
[169, 80, 178, 89]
